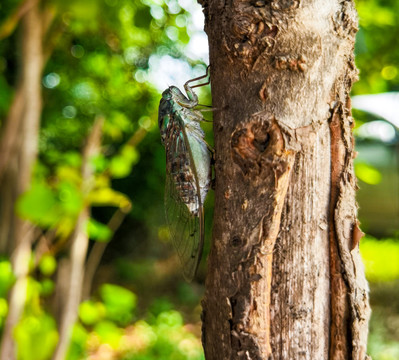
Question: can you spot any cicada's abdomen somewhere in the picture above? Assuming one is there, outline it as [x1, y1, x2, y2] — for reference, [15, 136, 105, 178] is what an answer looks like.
[171, 156, 200, 216]
[185, 130, 211, 210]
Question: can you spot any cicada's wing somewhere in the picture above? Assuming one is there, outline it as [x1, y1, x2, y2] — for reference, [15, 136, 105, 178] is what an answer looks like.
[164, 173, 204, 281]
[164, 121, 204, 282]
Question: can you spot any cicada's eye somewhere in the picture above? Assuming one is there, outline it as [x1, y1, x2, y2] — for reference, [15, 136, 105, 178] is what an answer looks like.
[162, 89, 172, 100]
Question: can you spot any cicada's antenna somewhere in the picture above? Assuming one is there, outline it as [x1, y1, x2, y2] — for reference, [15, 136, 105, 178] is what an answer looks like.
[185, 65, 210, 89]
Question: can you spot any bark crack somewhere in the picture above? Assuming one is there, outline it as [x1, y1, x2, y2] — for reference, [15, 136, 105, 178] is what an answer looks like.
[328, 102, 370, 360]
[223, 117, 295, 359]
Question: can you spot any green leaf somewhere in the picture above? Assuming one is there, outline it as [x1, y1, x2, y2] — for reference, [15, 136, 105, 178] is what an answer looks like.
[0, 298, 8, 318]
[121, 145, 139, 163]
[40, 279, 55, 297]
[0, 260, 15, 298]
[100, 284, 136, 325]
[56, 165, 82, 185]
[63, 152, 82, 167]
[360, 237, 399, 282]
[57, 181, 84, 216]
[79, 300, 105, 326]
[55, 217, 77, 240]
[14, 313, 58, 360]
[156, 310, 183, 329]
[86, 218, 112, 242]
[39, 255, 57, 276]
[90, 153, 108, 173]
[355, 162, 382, 185]
[109, 145, 139, 178]
[67, 323, 89, 360]
[87, 188, 131, 210]
[109, 155, 132, 178]
[93, 321, 123, 349]
[16, 183, 59, 227]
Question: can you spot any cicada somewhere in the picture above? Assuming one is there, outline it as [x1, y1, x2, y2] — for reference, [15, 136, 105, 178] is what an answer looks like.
[158, 66, 212, 281]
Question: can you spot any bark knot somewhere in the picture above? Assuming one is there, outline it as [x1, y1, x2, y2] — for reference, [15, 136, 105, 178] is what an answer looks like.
[231, 117, 291, 183]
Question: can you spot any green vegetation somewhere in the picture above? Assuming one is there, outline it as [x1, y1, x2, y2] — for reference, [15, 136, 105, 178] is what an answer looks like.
[0, 258, 204, 360]
[353, 2, 399, 357]
[0, 0, 398, 359]
[360, 237, 399, 282]
[354, 0, 399, 95]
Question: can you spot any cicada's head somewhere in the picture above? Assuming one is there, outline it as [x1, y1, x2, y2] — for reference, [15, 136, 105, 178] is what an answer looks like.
[167, 86, 185, 100]
[161, 87, 173, 100]
[162, 86, 182, 99]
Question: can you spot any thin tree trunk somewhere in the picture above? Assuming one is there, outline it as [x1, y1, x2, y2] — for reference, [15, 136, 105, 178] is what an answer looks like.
[82, 128, 143, 300]
[52, 118, 103, 360]
[82, 208, 127, 300]
[200, 1, 370, 359]
[0, 2, 43, 358]
[52, 209, 90, 360]
[0, 0, 40, 41]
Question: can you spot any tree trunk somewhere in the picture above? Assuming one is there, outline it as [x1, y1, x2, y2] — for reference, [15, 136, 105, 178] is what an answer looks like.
[0, 2, 44, 358]
[200, 1, 371, 359]
[52, 118, 103, 360]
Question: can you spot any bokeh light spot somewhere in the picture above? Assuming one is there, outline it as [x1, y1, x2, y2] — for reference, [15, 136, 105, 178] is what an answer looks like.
[381, 65, 398, 80]
[62, 105, 77, 119]
[42, 73, 60, 89]
[71, 44, 85, 58]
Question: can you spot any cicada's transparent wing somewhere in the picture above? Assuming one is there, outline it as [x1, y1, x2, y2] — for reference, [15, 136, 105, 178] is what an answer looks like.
[164, 172, 204, 281]
[163, 119, 204, 281]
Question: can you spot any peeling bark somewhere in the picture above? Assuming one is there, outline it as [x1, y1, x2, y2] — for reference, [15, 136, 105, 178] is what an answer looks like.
[200, 0, 370, 359]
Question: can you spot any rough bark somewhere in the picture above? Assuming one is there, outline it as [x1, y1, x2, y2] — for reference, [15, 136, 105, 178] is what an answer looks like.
[200, 1, 370, 359]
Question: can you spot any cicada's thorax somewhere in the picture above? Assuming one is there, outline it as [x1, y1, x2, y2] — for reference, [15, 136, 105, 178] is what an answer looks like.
[158, 86, 211, 216]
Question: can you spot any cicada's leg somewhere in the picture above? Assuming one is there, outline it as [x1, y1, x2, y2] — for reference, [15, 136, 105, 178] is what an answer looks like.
[189, 109, 207, 122]
[205, 140, 214, 155]
[190, 107, 223, 121]
[184, 66, 210, 104]
[185, 65, 210, 88]
[198, 107, 219, 113]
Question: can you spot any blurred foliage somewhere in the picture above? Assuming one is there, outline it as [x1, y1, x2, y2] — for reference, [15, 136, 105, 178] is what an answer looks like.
[0, 0, 398, 359]
[360, 237, 399, 283]
[0, 258, 204, 360]
[353, 2, 399, 358]
[366, 280, 399, 360]
[354, 0, 399, 95]
[1, 0, 208, 357]
[368, 304, 399, 360]
[360, 237, 399, 360]
[355, 162, 382, 185]
[72, 298, 204, 360]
